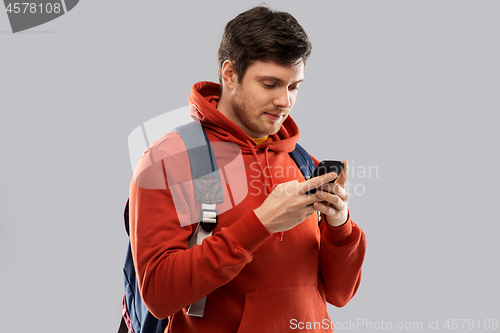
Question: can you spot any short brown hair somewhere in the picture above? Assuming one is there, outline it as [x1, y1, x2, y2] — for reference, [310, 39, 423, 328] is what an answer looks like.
[218, 6, 312, 84]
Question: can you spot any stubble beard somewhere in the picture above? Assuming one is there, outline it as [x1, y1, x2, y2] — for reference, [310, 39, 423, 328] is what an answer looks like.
[230, 88, 287, 138]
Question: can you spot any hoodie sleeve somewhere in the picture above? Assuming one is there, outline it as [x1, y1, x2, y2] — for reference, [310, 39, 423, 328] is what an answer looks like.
[129, 134, 272, 319]
[319, 214, 366, 307]
[309, 155, 367, 307]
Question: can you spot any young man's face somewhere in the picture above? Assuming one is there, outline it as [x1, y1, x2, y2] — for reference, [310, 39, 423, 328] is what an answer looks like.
[225, 60, 305, 138]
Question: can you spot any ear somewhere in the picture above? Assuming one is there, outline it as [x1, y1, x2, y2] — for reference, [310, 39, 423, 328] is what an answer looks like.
[221, 60, 237, 90]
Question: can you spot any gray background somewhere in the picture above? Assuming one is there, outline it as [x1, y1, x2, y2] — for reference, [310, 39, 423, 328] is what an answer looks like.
[1, 0, 499, 332]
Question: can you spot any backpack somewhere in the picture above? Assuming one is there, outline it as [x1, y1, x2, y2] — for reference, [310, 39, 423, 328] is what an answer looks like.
[118, 121, 315, 333]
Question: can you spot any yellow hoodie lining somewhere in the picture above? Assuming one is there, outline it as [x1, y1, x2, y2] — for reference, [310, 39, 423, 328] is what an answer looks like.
[253, 136, 269, 145]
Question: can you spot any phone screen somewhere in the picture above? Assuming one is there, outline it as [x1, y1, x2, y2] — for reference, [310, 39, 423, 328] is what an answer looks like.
[307, 160, 344, 194]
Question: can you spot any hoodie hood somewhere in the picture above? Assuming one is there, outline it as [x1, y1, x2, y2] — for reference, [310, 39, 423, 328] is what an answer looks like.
[188, 81, 300, 154]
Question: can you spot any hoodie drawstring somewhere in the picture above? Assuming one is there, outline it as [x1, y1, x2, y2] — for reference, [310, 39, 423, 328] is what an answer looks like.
[246, 140, 284, 242]
[247, 140, 274, 194]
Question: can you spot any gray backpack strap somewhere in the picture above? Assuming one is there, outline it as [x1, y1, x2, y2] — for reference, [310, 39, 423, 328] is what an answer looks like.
[173, 121, 224, 317]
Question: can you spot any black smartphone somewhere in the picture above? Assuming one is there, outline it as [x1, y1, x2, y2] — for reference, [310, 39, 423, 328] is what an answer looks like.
[307, 160, 344, 194]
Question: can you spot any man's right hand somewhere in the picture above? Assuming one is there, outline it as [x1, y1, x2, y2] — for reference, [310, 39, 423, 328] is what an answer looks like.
[254, 172, 338, 234]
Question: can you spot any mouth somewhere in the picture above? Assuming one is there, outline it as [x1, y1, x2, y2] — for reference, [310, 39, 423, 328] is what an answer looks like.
[264, 112, 285, 121]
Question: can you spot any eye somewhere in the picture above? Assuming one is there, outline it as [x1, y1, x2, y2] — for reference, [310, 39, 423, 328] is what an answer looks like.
[263, 83, 276, 89]
[288, 85, 299, 91]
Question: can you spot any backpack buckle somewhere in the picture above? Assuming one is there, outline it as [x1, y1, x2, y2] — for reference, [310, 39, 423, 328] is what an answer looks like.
[200, 203, 218, 232]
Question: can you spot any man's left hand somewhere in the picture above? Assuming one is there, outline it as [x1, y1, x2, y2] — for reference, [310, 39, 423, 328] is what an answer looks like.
[313, 160, 349, 227]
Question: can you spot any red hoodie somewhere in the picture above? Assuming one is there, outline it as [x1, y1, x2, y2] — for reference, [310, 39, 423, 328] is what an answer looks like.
[129, 81, 366, 332]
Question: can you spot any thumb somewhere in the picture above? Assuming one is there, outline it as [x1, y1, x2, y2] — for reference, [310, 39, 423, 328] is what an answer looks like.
[335, 160, 349, 188]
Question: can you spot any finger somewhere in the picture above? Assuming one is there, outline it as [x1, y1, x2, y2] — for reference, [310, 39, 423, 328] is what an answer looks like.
[303, 201, 322, 219]
[304, 203, 320, 215]
[319, 183, 349, 202]
[301, 172, 337, 194]
[316, 190, 347, 211]
[335, 160, 349, 188]
[313, 200, 343, 217]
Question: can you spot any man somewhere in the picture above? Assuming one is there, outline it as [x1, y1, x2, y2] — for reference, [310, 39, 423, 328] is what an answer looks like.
[129, 6, 366, 332]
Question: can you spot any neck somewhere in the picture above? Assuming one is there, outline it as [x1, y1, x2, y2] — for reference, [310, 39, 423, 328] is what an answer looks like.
[216, 90, 231, 119]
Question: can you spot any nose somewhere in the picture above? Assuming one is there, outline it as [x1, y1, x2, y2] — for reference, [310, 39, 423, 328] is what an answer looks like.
[273, 88, 291, 109]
